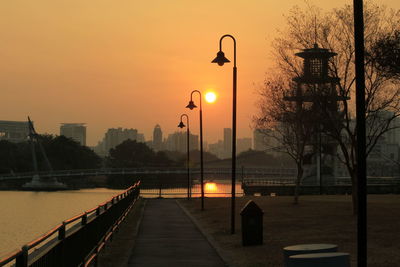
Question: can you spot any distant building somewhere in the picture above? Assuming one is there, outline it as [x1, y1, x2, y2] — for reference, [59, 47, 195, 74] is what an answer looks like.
[334, 115, 400, 178]
[137, 133, 145, 143]
[60, 123, 86, 146]
[94, 127, 140, 156]
[0, 120, 30, 143]
[153, 124, 163, 151]
[189, 134, 199, 151]
[237, 138, 252, 154]
[164, 131, 199, 152]
[253, 129, 267, 151]
[223, 128, 232, 159]
[208, 140, 224, 159]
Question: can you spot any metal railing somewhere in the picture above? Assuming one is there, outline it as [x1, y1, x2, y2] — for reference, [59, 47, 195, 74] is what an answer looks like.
[242, 177, 296, 186]
[0, 167, 297, 181]
[0, 181, 140, 267]
[243, 177, 400, 186]
[335, 176, 400, 185]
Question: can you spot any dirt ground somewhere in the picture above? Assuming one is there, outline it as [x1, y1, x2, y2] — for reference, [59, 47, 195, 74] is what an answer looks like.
[179, 194, 400, 267]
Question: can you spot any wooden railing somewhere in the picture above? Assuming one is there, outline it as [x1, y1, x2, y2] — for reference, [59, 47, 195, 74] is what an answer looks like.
[0, 181, 140, 267]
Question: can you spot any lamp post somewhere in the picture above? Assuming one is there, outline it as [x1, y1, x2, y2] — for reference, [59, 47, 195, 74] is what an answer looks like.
[186, 90, 204, 211]
[353, 1, 367, 266]
[178, 114, 191, 200]
[212, 34, 237, 234]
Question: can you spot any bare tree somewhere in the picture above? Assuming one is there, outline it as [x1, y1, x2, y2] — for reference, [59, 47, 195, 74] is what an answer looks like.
[261, 1, 400, 214]
[254, 75, 316, 204]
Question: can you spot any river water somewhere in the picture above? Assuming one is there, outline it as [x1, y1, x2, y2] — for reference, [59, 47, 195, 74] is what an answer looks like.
[0, 181, 243, 259]
[0, 188, 123, 258]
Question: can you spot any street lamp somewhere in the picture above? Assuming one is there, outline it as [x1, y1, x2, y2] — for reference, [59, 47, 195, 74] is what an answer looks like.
[212, 34, 237, 234]
[186, 90, 204, 211]
[353, 1, 367, 266]
[178, 114, 191, 200]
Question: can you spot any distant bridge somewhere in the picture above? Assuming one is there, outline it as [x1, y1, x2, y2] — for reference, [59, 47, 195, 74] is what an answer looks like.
[0, 167, 297, 181]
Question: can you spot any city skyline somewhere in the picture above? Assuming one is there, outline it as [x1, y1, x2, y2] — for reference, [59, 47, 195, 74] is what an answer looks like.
[3, 1, 399, 146]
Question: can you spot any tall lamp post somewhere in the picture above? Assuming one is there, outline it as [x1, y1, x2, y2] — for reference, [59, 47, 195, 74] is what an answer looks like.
[212, 34, 237, 234]
[353, 0, 367, 266]
[186, 90, 204, 211]
[178, 114, 191, 200]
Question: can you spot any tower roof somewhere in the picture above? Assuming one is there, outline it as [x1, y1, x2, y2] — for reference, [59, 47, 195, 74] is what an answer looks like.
[295, 43, 337, 59]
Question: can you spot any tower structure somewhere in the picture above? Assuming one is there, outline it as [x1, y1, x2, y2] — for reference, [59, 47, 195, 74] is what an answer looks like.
[285, 43, 347, 184]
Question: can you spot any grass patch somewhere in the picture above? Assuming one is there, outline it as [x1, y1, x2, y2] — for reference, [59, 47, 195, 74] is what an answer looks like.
[179, 195, 400, 267]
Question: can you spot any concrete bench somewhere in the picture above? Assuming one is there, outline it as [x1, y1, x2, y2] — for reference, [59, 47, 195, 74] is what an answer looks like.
[283, 244, 338, 267]
[287, 252, 350, 267]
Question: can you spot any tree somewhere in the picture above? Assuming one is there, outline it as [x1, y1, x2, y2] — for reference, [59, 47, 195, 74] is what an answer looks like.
[106, 139, 173, 168]
[0, 136, 101, 174]
[371, 30, 400, 79]
[43, 135, 101, 170]
[261, 1, 400, 213]
[254, 76, 317, 204]
[0, 140, 19, 173]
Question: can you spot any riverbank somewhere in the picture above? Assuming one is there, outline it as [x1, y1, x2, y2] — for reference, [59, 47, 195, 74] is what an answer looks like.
[179, 195, 400, 267]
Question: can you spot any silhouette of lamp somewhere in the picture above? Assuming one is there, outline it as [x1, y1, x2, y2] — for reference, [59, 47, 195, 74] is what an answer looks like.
[178, 114, 191, 200]
[212, 34, 237, 234]
[186, 90, 204, 211]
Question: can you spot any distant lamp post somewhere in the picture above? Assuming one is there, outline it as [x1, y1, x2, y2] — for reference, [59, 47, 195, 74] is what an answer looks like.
[212, 34, 237, 234]
[178, 114, 191, 200]
[186, 90, 204, 211]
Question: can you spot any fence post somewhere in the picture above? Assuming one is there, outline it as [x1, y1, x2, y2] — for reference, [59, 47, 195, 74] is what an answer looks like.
[241, 166, 244, 184]
[159, 176, 162, 198]
[58, 222, 66, 240]
[82, 212, 87, 226]
[96, 206, 101, 216]
[16, 245, 29, 267]
[58, 222, 66, 267]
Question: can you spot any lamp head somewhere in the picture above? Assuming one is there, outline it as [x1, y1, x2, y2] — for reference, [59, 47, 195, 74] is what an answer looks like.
[186, 100, 197, 110]
[178, 121, 186, 128]
[211, 51, 230, 66]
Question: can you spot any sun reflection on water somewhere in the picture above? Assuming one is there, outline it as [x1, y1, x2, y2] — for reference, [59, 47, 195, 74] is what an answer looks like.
[205, 182, 217, 192]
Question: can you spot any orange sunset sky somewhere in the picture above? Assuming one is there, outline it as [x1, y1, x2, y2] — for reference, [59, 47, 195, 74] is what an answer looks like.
[1, 0, 399, 146]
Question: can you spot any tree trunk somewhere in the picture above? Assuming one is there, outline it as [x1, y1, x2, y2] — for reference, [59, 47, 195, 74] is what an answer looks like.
[350, 167, 358, 215]
[293, 162, 303, 205]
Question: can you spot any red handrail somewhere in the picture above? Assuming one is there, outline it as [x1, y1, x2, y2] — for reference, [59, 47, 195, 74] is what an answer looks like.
[0, 181, 140, 266]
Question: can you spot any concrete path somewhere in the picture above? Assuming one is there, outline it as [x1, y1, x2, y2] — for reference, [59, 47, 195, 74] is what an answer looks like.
[128, 199, 226, 267]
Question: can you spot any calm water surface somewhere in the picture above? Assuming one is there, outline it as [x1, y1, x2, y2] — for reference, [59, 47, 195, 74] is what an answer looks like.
[0, 188, 123, 258]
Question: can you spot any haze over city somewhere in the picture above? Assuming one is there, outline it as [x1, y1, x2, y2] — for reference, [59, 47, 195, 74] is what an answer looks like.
[3, 0, 398, 146]
[1, 0, 400, 266]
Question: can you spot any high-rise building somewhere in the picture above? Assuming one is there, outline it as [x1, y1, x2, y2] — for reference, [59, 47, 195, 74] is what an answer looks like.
[60, 123, 86, 146]
[189, 133, 199, 151]
[153, 124, 163, 151]
[0, 120, 30, 143]
[223, 128, 232, 159]
[94, 127, 139, 156]
[208, 140, 224, 158]
[165, 131, 199, 152]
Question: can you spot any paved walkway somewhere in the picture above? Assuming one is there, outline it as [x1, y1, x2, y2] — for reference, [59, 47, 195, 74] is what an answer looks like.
[128, 199, 226, 267]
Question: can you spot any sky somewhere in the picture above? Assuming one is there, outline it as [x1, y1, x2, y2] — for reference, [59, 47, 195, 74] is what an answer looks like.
[1, 0, 399, 146]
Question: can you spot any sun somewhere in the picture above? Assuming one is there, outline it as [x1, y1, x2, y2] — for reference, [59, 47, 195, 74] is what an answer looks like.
[205, 92, 217, 103]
